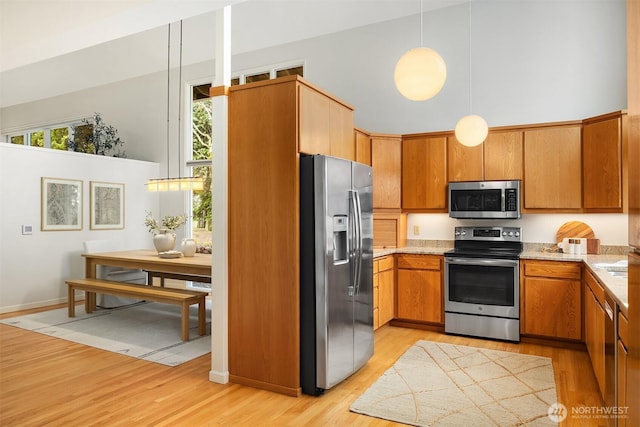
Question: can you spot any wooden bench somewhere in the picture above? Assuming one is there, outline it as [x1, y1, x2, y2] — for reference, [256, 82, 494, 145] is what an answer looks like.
[66, 278, 208, 341]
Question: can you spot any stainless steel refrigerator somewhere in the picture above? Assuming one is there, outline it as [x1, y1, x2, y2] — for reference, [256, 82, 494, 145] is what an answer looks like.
[300, 154, 374, 396]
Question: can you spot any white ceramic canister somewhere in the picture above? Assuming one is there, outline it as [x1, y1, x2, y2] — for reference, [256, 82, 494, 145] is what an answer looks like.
[181, 238, 197, 257]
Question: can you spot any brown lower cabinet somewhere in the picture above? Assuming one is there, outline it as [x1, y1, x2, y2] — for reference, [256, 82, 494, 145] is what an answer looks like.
[395, 254, 443, 324]
[584, 270, 606, 398]
[520, 260, 582, 341]
[373, 256, 395, 330]
[618, 311, 629, 427]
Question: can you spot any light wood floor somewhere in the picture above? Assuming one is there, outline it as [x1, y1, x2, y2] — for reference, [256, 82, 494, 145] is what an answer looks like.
[0, 304, 604, 427]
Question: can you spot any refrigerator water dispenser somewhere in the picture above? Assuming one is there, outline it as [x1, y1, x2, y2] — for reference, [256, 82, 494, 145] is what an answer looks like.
[332, 215, 348, 264]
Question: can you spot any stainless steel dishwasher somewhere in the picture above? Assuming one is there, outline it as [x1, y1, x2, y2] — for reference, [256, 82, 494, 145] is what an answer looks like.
[604, 294, 616, 427]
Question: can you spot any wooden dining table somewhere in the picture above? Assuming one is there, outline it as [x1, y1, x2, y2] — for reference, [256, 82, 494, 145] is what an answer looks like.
[82, 249, 212, 285]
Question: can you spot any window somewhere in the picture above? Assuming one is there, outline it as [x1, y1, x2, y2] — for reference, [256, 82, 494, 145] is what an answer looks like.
[51, 127, 69, 150]
[10, 135, 24, 145]
[190, 83, 213, 247]
[231, 62, 304, 86]
[30, 131, 44, 147]
[69, 124, 95, 154]
[4, 120, 88, 151]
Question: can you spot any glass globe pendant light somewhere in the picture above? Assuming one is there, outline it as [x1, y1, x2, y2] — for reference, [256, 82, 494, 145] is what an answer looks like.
[394, 0, 447, 101]
[455, 0, 488, 147]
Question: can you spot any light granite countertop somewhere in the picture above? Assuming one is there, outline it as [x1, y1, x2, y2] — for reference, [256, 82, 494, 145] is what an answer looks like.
[521, 251, 629, 315]
[374, 246, 629, 315]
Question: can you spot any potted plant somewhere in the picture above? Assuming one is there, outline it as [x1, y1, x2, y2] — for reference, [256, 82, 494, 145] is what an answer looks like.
[68, 112, 127, 157]
[145, 211, 187, 252]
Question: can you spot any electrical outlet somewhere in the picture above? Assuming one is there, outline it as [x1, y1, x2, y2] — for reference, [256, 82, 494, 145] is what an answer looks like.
[413, 225, 420, 235]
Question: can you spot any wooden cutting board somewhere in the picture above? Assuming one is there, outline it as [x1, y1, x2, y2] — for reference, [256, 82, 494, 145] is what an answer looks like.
[556, 221, 595, 242]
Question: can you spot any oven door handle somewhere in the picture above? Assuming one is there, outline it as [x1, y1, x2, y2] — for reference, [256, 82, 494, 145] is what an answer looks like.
[445, 257, 519, 268]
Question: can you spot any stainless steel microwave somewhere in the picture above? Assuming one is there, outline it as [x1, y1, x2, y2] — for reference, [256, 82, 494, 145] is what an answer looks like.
[448, 180, 521, 219]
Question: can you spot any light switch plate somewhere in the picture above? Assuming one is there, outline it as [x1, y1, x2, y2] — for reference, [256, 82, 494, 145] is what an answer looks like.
[22, 224, 33, 235]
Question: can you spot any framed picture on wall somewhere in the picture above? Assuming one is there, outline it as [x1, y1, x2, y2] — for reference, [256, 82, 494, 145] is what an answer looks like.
[41, 177, 83, 231]
[90, 181, 125, 230]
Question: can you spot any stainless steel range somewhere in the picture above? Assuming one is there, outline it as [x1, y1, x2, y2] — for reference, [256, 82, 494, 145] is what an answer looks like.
[444, 226, 523, 342]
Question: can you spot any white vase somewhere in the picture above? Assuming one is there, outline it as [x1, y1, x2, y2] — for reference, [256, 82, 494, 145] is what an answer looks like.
[181, 238, 197, 257]
[153, 230, 176, 253]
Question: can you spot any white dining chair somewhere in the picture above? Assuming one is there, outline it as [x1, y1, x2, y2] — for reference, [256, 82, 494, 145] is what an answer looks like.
[82, 239, 147, 308]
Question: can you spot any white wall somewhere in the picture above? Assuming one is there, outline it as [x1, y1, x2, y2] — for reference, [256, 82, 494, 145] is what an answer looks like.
[231, 1, 626, 134]
[407, 213, 628, 246]
[1, 1, 626, 140]
[0, 144, 160, 312]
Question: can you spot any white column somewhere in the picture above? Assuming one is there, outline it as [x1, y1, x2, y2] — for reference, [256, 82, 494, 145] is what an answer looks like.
[209, 5, 231, 384]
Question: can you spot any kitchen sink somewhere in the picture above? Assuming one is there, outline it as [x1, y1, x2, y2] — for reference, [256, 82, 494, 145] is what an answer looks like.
[593, 261, 628, 279]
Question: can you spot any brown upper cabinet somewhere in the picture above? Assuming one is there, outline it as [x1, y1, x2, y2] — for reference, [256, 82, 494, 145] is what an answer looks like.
[523, 124, 582, 211]
[446, 131, 523, 183]
[582, 111, 626, 213]
[447, 135, 483, 182]
[354, 128, 372, 166]
[484, 131, 524, 181]
[371, 134, 402, 211]
[299, 83, 355, 160]
[402, 135, 448, 211]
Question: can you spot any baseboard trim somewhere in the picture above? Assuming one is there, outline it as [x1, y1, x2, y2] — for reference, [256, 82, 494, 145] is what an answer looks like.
[229, 374, 301, 397]
[209, 370, 229, 384]
[0, 297, 68, 315]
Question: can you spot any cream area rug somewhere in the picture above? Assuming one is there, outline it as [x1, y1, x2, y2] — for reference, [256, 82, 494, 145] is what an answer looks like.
[0, 301, 211, 366]
[350, 340, 558, 426]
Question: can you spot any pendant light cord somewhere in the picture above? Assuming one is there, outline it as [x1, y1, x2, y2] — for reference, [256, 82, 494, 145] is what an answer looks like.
[468, 0, 473, 114]
[178, 20, 183, 180]
[420, 0, 423, 47]
[166, 24, 171, 179]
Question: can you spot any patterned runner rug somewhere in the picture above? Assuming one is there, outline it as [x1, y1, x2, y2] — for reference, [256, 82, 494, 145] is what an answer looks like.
[0, 301, 210, 366]
[350, 340, 558, 426]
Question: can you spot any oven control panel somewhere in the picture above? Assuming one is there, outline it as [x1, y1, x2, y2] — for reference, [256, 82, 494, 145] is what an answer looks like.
[454, 226, 522, 242]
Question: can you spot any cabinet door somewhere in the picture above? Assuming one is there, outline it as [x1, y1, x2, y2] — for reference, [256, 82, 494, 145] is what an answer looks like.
[378, 268, 395, 326]
[522, 276, 582, 340]
[484, 131, 523, 181]
[523, 126, 581, 209]
[298, 84, 330, 155]
[585, 286, 606, 398]
[397, 269, 442, 324]
[447, 136, 483, 182]
[583, 116, 623, 211]
[618, 339, 627, 427]
[373, 263, 380, 330]
[402, 136, 447, 211]
[355, 129, 371, 166]
[630, 116, 640, 247]
[371, 136, 402, 210]
[329, 102, 355, 161]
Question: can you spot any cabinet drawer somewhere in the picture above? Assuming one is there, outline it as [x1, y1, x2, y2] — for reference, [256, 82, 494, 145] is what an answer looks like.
[396, 254, 441, 270]
[584, 269, 606, 306]
[523, 260, 581, 280]
[619, 311, 629, 346]
[377, 256, 394, 272]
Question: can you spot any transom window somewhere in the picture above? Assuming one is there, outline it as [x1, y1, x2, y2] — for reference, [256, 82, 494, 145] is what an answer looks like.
[5, 122, 90, 152]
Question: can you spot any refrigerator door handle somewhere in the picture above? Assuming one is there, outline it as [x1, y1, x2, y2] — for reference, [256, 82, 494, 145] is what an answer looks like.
[350, 189, 363, 295]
